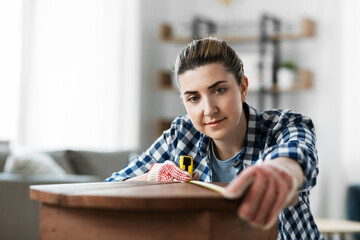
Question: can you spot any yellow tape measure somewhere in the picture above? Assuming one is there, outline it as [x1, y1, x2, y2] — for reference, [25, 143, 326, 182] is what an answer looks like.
[179, 155, 225, 196]
[179, 155, 194, 176]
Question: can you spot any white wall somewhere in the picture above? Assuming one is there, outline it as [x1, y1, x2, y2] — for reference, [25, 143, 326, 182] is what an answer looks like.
[139, 0, 343, 218]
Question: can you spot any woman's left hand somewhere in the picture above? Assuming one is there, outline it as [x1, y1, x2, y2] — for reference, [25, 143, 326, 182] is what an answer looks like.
[223, 160, 301, 229]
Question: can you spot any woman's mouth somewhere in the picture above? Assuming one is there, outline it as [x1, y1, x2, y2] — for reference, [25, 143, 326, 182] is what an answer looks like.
[205, 118, 225, 128]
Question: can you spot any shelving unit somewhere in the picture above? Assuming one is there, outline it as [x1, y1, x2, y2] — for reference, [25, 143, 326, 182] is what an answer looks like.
[157, 119, 173, 136]
[158, 70, 174, 90]
[264, 69, 313, 93]
[158, 68, 313, 93]
[160, 18, 315, 43]
[156, 17, 316, 135]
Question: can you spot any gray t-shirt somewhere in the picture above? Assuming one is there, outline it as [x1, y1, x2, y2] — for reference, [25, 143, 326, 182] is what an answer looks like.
[210, 141, 238, 182]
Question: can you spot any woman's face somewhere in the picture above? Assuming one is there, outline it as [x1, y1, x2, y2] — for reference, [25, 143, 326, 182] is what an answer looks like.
[178, 62, 248, 142]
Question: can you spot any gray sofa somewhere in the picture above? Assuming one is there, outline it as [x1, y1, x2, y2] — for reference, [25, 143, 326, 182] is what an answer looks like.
[0, 149, 132, 240]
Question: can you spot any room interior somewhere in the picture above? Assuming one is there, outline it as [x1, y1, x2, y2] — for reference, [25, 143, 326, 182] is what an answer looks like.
[1, 0, 360, 239]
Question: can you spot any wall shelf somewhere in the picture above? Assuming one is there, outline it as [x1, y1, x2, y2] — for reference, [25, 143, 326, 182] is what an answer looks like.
[158, 70, 174, 90]
[158, 68, 312, 93]
[158, 119, 173, 136]
[160, 18, 315, 43]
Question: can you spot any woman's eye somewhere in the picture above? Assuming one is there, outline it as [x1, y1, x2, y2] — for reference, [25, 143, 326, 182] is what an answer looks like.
[215, 88, 226, 94]
[188, 96, 199, 103]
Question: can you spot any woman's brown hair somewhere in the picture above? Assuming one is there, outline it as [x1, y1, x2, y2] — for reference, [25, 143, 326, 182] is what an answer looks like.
[174, 37, 244, 89]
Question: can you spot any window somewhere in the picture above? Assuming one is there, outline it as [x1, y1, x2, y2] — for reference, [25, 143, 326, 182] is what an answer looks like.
[0, 0, 140, 151]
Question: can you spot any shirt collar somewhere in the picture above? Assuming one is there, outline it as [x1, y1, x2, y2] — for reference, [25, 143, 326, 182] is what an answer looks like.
[198, 133, 210, 157]
[239, 102, 262, 163]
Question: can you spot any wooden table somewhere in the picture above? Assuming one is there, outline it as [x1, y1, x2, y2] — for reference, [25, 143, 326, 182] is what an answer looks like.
[316, 218, 360, 240]
[30, 181, 278, 240]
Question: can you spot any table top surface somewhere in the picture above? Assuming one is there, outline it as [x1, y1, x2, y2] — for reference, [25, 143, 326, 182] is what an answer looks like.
[315, 218, 360, 233]
[30, 181, 240, 210]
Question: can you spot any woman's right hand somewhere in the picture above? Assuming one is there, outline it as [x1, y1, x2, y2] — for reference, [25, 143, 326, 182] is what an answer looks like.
[125, 160, 199, 182]
[147, 160, 196, 182]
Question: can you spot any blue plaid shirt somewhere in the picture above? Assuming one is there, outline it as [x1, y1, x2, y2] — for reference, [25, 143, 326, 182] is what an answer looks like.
[106, 102, 323, 240]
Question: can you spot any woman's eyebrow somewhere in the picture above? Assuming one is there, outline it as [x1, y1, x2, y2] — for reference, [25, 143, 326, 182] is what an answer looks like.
[183, 90, 198, 95]
[183, 80, 227, 95]
[208, 80, 227, 90]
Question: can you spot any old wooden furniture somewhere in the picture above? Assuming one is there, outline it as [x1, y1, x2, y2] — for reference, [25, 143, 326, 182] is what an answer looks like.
[30, 181, 277, 240]
[316, 218, 360, 240]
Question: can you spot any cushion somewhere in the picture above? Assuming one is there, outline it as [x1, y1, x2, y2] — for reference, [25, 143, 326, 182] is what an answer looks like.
[49, 151, 76, 174]
[0, 141, 10, 172]
[66, 150, 95, 175]
[3, 152, 67, 176]
[0, 151, 9, 172]
[66, 150, 131, 179]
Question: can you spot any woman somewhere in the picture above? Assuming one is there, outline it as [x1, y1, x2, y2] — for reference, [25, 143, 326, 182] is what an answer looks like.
[106, 37, 323, 239]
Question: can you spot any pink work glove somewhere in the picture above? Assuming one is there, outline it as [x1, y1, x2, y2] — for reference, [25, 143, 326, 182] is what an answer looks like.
[147, 160, 199, 182]
[223, 162, 298, 229]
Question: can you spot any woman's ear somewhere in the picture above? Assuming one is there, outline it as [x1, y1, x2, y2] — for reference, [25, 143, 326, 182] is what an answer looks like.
[240, 76, 249, 102]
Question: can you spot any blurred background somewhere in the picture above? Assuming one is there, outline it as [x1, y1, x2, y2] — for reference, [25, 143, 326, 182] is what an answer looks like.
[1, 0, 360, 231]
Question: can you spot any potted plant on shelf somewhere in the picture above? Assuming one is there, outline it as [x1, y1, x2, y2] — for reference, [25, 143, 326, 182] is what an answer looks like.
[277, 60, 298, 91]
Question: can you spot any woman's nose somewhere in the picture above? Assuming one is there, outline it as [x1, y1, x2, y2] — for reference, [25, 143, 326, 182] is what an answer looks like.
[203, 97, 218, 116]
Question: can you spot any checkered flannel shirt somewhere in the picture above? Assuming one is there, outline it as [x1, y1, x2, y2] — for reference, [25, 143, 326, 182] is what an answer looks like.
[105, 102, 324, 240]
